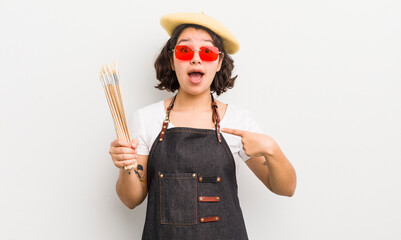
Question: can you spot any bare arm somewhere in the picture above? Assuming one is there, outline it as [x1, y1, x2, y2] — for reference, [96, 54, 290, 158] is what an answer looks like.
[245, 142, 296, 196]
[221, 128, 296, 197]
[109, 139, 148, 209]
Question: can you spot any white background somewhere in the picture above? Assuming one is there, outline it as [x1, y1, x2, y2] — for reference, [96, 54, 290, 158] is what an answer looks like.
[1, 0, 400, 239]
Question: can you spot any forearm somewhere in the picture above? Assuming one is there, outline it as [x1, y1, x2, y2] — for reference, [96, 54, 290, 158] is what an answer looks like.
[116, 168, 147, 209]
[221, 127, 297, 196]
[264, 141, 297, 196]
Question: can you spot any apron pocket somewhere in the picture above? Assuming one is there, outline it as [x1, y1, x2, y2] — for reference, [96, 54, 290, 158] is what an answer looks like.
[159, 172, 198, 225]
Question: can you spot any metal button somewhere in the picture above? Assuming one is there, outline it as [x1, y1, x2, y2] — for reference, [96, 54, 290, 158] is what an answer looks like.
[198, 177, 203, 182]
[163, 125, 166, 129]
[199, 197, 203, 201]
[161, 131, 164, 134]
[216, 197, 220, 200]
[160, 174, 164, 178]
[215, 217, 219, 221]
[217, 177, 221, 182]
[159, 138, 162, 141]
[192, 173, 196, 177]
[200, 218, 204, 222]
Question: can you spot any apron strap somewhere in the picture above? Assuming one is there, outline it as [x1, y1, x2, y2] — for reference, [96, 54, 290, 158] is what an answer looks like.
[158, 95, 176, 142]
[159, 93, 222, 143]
[211, 94, 222, 143]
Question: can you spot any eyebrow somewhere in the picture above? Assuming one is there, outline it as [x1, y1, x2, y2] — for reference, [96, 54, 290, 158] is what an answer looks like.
[177, 39, 191, 45]
[177, 39, 215, 45]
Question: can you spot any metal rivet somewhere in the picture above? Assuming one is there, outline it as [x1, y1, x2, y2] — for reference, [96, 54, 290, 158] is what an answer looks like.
[161, 131, 164, 134]
[199, 197, 203, 201]
[217, 177, 221, 182]
[216, 197, 220, 200]
[192, 173, 196, 177]
[200, 218, 204, 222]
[215, 217, 219, 220]
[163, 126, 166, 128]
[199, 177, 203, 182]
[160, 174, 164, 178]
[159, 138, 162, 141]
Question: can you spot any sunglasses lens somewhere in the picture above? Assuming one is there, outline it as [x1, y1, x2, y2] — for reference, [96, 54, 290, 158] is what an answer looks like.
[175, 45, 193, 60]
[174, 45, 220, 61]
[200, 46, 219, 61]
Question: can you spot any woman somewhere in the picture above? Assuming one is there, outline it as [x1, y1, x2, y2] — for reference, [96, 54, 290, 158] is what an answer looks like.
[109, 12, 296, 239]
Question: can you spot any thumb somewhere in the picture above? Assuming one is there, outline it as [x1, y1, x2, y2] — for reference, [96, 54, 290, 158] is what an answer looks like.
[131, 138, 138, 149]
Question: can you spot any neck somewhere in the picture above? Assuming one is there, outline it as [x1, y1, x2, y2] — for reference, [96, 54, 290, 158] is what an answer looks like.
[174, 89, 213, 111]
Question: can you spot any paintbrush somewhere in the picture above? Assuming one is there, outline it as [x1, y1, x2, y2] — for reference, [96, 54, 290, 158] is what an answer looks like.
[100, 62, 136, 170]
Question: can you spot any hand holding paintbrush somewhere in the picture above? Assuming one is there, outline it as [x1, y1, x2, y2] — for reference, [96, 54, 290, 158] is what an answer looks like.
[100, 63, 136, 170]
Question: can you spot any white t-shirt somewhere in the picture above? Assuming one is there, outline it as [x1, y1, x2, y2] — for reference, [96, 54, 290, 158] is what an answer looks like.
[130, 100, 263, 168]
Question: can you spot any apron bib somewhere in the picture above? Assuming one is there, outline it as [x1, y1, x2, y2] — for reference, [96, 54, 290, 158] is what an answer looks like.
[142, 95, 248, 240]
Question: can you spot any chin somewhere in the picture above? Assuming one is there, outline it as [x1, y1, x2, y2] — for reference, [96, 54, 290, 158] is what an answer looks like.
[181, 87, 210, 96]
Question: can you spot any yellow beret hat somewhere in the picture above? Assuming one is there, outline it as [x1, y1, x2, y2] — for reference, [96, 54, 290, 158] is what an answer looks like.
[160, 12, 240, 54]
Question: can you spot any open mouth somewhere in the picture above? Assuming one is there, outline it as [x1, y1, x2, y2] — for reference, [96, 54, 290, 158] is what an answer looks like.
[188, 70, 205, 83]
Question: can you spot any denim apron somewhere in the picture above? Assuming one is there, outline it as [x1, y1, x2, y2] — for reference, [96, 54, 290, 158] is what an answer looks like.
[142, 95, 248, 239]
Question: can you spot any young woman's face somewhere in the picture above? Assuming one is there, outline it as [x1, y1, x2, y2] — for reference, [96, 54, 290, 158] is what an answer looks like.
[171, 27, 223, 96]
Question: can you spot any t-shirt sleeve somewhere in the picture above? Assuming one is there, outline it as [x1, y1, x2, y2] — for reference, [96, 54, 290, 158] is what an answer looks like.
[238, 110, 264, 162]
[131, 109, 150, 156]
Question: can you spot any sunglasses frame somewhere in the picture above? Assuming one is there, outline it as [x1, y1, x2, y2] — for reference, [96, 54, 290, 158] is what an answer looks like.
[172, 45, 222, 61]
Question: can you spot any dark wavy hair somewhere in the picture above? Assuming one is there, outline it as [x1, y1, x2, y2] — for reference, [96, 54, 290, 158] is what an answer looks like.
[154, 24, 237, 96]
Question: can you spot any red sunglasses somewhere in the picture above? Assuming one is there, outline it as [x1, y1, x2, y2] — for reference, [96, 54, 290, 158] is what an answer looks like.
[173, 45, 221, 61]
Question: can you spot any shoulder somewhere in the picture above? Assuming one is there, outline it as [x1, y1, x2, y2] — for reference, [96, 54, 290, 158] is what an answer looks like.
[131, 100, 165, 133]
[222, 104, 263, 133]
[130, 100, 166, 155]
[226, 104, 254, 118]
[224, 104, 256, 123]
[135, 100, 165, 117]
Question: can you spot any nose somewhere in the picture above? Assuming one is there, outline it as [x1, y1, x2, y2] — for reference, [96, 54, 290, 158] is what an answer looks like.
[191, 50, 202, 64]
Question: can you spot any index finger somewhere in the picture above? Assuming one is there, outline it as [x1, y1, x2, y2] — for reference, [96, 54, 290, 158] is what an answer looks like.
[221, 128, 245, 137]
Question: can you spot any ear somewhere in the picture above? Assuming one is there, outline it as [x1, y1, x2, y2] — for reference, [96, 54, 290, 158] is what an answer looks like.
[216, 53, 224, 72]
[170, 57, 175, 71]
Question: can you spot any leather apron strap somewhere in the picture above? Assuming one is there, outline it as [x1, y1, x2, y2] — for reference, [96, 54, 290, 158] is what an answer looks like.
[158, 93, 222, 143]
